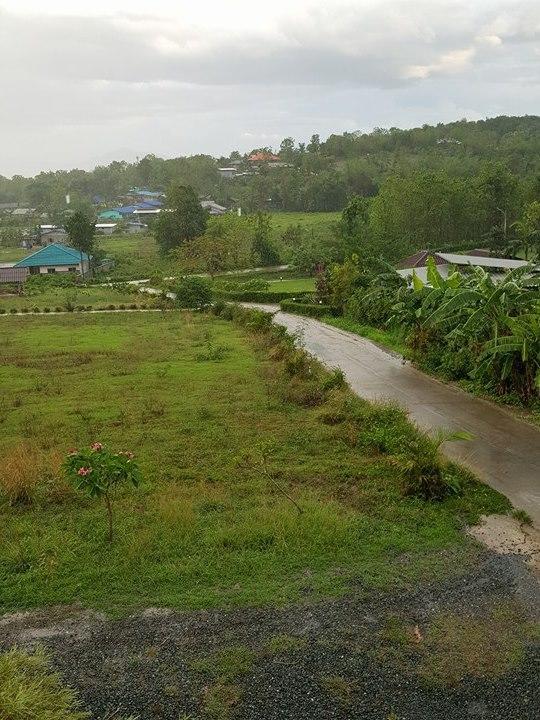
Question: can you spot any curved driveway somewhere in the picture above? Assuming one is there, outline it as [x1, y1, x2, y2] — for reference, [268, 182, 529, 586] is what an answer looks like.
[248, 304, 540, 525]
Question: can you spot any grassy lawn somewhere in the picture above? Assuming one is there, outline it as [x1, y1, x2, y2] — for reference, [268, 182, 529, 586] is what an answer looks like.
[0, 284, 152, 312]
[0, 246, 26, 263]
[0, 311, 508, 615]
[269, 211, 340, 239]
[268, 277, 315, 294]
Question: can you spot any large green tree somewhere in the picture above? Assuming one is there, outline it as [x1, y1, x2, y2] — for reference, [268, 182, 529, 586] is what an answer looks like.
[64, 211, 95, 278]
[154, 184, 207, 254]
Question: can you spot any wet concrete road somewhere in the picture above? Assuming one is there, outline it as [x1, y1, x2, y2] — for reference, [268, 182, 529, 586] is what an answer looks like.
[247, 305, 540, 525]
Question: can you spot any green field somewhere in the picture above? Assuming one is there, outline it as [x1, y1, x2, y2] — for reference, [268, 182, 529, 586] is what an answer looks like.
[268, 277, 315, 293]
[0, 310, 507, 614]
[0, 283, 153, 313]
[0, 245, 26, 263]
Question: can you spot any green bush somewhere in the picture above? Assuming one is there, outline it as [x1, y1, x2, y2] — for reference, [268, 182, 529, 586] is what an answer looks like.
[280, 300, 337, 318]
[213, 289, 299, 302]
[43, 307, 51, 313]
[0, 648, 88, 720]
[107, 304, 116, 311]
[9, 307, 18, 314]
[32, 307, 40, 313]
[55, 306, 63, 313]
[171, 276, 212, 308]
[0, 307, 6, 314]
[21, 307, 29, 313]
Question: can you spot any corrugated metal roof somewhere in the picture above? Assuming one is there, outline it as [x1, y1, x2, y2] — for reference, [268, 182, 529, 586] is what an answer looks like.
[14, 243, 89, 268]
[438, 253, 528, 269]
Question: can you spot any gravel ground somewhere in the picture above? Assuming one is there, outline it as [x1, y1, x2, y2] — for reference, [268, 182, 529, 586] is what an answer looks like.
[1, 552, 539, 720]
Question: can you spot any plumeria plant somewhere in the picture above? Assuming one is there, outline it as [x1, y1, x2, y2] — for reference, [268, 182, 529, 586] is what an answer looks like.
[64, 442, 140, 542]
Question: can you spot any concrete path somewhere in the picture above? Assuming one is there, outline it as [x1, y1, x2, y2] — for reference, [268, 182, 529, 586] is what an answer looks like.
[247, 304, 540, 525]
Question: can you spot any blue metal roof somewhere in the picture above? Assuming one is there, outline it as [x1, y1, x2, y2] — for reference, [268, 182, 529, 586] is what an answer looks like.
[14, 243, 89, 268]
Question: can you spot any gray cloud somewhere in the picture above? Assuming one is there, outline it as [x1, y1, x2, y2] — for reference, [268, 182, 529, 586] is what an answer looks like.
[0, 1, 539, 175]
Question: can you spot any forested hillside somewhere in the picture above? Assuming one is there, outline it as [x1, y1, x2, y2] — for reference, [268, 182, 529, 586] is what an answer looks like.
[1, 116, 539, 215]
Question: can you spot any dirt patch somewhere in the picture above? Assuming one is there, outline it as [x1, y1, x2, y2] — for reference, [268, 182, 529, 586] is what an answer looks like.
[468, 514, 540, 576]
[0, 605, 105, 647]
[1, 553, 539, 720]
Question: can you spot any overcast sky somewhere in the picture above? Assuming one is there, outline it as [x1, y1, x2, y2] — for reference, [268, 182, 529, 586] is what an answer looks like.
[1, 0, 539, 176]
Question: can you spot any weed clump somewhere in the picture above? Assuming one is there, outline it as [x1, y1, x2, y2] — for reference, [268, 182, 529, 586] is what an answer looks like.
[0, 647, 88, 720]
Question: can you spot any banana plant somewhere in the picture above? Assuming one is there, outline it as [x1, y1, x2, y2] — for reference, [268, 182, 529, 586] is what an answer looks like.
[477, 309, 540, 398]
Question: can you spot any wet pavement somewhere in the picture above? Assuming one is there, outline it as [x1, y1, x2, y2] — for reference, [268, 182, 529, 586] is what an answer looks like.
[246, 305, 540, 526]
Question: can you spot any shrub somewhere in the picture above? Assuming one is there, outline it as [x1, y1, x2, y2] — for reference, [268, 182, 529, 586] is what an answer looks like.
[280, 300, 337, 318]
[107, 304, 116, 310]
[43, 307, 50, 313]
[0, 307, 6, 314]
[118, 304, 126, 310]
[21, 307, 29, 313]
[55, 306, 63, 313]
[129, 303, 137, 310]
[33, 307, 40, 313]
[213, 289, 298, 302]
[322, 368, 347, 392]
[64, 443, 141, 542]
[0, 648, 88, 720]
[211, 300, 226, 316]
[75, 305, 86, 312]
[195, 343, 230, 362]
[172, 276, 212, 308]
[9, 307, 17, 314]
[397, 430, 473, 500]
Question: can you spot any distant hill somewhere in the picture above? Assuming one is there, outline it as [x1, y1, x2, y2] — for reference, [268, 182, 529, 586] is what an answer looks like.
[1, 115, 539, 214]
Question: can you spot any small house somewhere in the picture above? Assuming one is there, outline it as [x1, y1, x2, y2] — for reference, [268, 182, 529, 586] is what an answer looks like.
[200, 200, 227, 216]
[14, 243, 90, 276]
[39, 225, 68, 243]
[396, 250, 530, 284]
[95, 223, 117, 235]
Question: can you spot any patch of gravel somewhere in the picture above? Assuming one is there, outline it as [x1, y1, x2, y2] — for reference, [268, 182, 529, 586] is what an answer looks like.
[1, 553, 539, 720]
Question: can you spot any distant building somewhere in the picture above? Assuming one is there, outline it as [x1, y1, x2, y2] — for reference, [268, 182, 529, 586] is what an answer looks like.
[397, 250, 530, 284]
[39, 225, 68, 243]
[126, 221, 148, 234]
[218, 167, 237, 179]
[200, 200, 227, 216]
[98, 210, 123, 221]
[14, 243, 90, 276]
[95, 223, 117, 235]
[248, 152, 280, 163]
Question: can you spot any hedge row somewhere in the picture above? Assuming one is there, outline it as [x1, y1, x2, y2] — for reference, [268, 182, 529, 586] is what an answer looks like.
[212, 289, 302, 303]
[0, 303, 150, 315]
[279, 300, 338, 318]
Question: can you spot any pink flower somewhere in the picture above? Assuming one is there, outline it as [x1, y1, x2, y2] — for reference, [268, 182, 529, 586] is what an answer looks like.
[77, 466, 92, 476]
[91, 442, 103, 452]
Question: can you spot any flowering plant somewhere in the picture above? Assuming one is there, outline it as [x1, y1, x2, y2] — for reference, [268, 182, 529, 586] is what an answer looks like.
[64, 442, 140, 542]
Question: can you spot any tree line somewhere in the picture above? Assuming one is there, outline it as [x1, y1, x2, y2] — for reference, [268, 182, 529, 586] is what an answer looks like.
[1, 116, 539, 217]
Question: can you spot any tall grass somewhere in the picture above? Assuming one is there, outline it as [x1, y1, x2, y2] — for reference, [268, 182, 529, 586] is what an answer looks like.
[0, 648, 88, 720]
